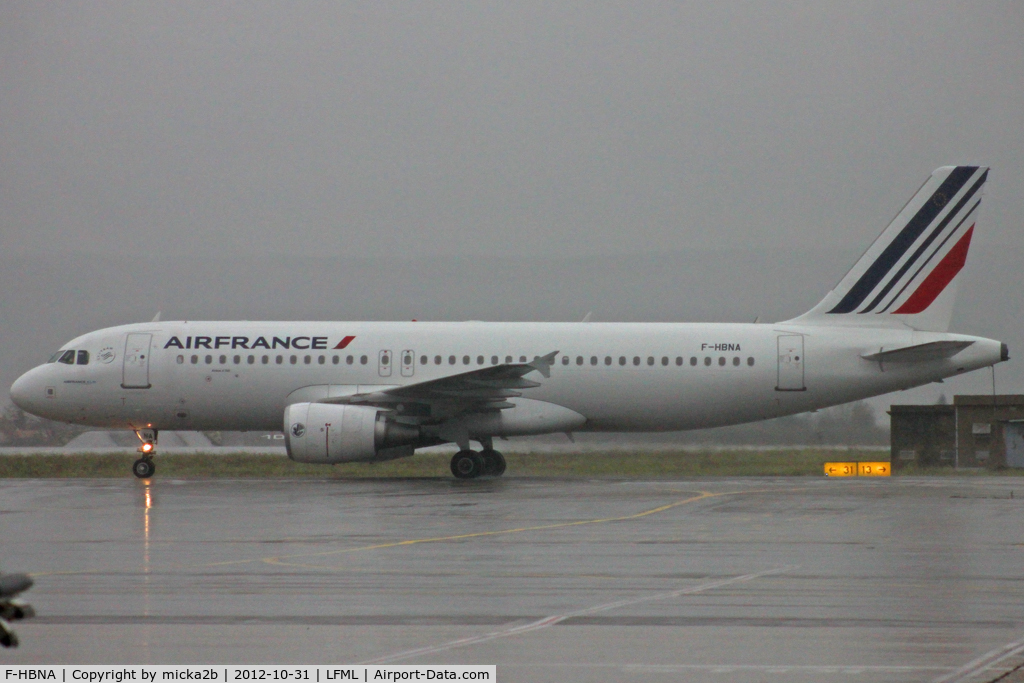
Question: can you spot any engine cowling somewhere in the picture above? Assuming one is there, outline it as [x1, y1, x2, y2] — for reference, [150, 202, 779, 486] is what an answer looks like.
[284, 403, 420, 463]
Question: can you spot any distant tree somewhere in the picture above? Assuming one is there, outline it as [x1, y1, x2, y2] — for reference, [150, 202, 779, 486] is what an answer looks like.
[0, 403, 87, 447]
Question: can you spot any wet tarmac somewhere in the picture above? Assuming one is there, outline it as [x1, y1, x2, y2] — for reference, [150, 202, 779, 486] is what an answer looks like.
[3, 476, 1024, 682]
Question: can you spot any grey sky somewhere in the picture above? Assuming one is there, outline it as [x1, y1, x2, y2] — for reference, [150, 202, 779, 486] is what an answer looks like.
[3, 3, 1022, 258]
[1, 3, 1023, 412]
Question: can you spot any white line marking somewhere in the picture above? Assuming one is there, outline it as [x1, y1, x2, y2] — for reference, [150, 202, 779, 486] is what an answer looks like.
[360, 565, 795, 665]
[932, 634, 1024, 683]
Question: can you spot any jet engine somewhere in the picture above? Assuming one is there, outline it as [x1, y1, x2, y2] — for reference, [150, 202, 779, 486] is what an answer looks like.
[284, 402, 420, 463]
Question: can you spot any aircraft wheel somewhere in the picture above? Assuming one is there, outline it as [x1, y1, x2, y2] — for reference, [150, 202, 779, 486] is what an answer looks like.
[481, 449, 506, 477]
[0, 628, 17, 649]
[450, 450, 483, 479]
[132, 458, 155, 479]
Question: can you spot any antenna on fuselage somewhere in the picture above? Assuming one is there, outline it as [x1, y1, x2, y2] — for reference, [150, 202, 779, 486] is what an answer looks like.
[150, 311, 161, 323]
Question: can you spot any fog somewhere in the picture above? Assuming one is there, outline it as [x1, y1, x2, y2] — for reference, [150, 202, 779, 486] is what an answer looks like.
[2, 3, 1023, 414]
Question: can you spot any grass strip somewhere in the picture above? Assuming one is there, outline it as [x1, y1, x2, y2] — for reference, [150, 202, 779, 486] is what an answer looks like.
[0, 449, 901, 478]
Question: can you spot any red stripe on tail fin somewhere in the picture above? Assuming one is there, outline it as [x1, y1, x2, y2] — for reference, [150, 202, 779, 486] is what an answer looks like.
[893, 225, 973, 314]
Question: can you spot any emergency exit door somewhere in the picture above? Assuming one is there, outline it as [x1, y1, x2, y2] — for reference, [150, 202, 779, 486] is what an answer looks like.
[378, 349, 393, 377]
[776, 334, 805, 391]
[122, 333, 152, 389]
[400, 350, 415, 377]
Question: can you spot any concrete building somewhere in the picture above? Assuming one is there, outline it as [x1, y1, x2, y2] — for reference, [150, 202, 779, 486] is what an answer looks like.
[890, 395, 1024, 470]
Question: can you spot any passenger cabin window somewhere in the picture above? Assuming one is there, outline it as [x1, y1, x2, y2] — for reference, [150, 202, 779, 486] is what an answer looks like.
[562, 356, 569, 365]
[491, 356, 499, 365]
[58, 350, 76, 364]
[176, 355, 184, 364]
[577, 356, 584, 366]
[421, 355, 428, 365]
[505, 356, 513, 363]
[747, 357, 755, 366]
[191, 355, 199, 364]
[77, 350, 89, 365]
[519, 356, 527, 363]
[360, 355, 368, 365]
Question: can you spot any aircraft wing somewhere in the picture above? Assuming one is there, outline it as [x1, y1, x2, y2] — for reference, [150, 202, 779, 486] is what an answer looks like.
[318, 351, 559, 419]
[861, 340, 974, 363]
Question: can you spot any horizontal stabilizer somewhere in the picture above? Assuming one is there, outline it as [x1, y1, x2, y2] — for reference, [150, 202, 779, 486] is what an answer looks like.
[861, 340, 974, 363]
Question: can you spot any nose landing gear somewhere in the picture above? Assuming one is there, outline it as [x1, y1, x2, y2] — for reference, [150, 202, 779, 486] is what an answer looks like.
[133, 429, 157, 479]
[132, 457, 155, 478]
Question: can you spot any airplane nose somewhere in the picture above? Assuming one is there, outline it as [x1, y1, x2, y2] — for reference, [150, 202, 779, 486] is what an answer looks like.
[10, 370, 39, 412]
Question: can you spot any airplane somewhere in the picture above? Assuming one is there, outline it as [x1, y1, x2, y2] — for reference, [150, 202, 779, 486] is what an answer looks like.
[10, 165, 1007, 479]
[0, 573, 34, 648]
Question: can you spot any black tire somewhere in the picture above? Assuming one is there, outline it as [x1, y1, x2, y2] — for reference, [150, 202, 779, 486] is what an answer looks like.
[450, 450, 483, 479]
[132, 458, 155, 479]
[480, 449, 506, 477]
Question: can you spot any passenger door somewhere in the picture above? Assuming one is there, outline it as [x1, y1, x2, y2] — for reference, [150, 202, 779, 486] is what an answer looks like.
[776, 335, 805, 391]
[122, 333, 152, 389]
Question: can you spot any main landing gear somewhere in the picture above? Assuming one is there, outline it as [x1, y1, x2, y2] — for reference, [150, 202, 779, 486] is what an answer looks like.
[450, 448, 506, 479]
[132, 429, 157, 479]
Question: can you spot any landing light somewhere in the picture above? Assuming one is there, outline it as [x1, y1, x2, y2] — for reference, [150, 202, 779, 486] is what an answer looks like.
[140, 443, 154, 454]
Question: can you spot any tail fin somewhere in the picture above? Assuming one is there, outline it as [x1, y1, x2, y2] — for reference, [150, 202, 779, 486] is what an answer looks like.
[786, 165, 988, 332]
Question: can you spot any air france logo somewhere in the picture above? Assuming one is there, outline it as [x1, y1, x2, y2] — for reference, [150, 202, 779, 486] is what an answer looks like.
[163, 335, 355, 350]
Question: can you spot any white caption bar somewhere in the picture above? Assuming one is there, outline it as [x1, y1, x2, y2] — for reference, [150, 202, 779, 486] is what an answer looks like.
[0, 667, 495, 683]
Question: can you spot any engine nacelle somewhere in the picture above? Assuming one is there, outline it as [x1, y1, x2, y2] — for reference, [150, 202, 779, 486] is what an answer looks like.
[284, 403, 420, 463]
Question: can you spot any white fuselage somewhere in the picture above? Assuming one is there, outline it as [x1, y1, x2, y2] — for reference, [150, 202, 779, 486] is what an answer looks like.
[9, 320, 1004, 435]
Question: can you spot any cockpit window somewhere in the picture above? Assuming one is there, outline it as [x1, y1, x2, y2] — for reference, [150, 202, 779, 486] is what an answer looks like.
[48, 351, 64, 363]
[77, 350, 89, 365]
[58, 350, 76, 364]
